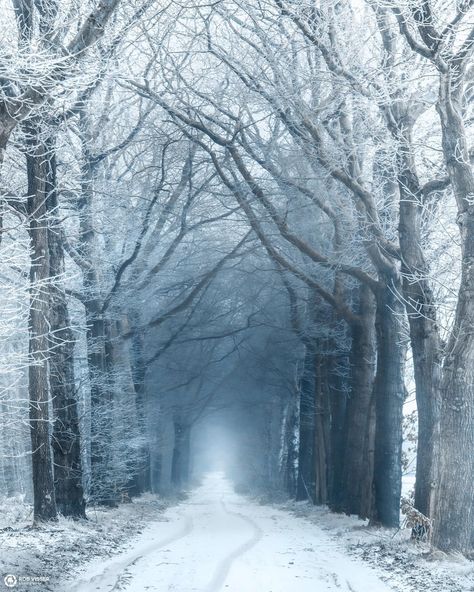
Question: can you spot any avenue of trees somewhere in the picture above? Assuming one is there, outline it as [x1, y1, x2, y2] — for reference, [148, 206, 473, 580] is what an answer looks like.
[0, 0, 473, 555]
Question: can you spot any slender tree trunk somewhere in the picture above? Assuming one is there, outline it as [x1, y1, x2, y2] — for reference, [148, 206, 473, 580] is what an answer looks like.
[171, 420, 191, 488]
[87, 313, 117, 506]
[282, 395, 298, 498]
[26, 125, 57, 522]
[361, 389, 376, 520]
[372, 278, 405, 528]
[296, 343, 316, 502]
[340, 285, 377, 518]
[78, 133, 117, 506]
[129, 313, 151, 495]
[327, 351, 348, 510]
[150, 407, 165, 494]
[0, 402, 17, 498]
[314, 348, 331, 505]
[110, 317, 148, 498]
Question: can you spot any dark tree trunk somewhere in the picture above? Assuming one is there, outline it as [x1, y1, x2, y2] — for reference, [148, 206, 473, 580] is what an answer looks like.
[282, 395, 298, 498]
[129, 315, 151, 495]
[151, 450, 163, 494]
[46, 140, 86, 518]
[87, 314, 117, 506]
[314, 348, 331, 505]
[340, 286, 377, 518]
[296, 343, 316, 502]
[78, 144, 117, 507]
[327, 352, 348, 509]
[26, 125, 57, 522]
[372, 279, 405, 528]
[171, 420, 191, 488]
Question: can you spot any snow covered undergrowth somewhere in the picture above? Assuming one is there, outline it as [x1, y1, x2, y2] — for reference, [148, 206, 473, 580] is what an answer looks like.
[1, 476, 472, 592]
[0, 493, 174, 591]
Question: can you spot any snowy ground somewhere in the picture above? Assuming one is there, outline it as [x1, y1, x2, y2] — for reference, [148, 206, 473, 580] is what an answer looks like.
[283, 500, 473, 592]
[0, 493, 174, 592]
[1, 474, 472, 592]
[60, 472, 394, 592]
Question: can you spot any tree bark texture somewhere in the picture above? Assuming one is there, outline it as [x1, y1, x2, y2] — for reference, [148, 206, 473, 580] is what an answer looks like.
[46, 140, 86, 518]
[432, 69, 474, 553]
[396, 124, 442, 525]
[373, 279, 405, 528]
[296, 343, 316, 502]
[26, 125, 57, 521]
[340, 286, 377, 519]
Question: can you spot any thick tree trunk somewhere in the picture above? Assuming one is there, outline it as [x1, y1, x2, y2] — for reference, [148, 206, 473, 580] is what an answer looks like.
[340, 286, 376, 518]
[26, 129, 57, 522]
[396, 124, 442, 526]
[372, 279, 405, 528]
[433, 245, 474, 551]
[47, 143, 86, 518]
[399, 222, 441, 523]
[296, 343, 316, 501]
[49, 272, 86, 518]
[432, 71, 474, 553]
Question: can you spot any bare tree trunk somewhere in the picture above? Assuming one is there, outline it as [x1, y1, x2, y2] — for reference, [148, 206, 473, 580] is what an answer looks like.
[372, 278, 405, 528]
[46, 139, 86, 518]
[432, 69, 474, 553]
[434, 263, 474, 551]
[26, 124, 57, 522]
[390, 121, 442, 530]
[171, 419, 191, 489]
[313, 347, 330, 505]
[129, 313, 151, 495]
[296, 342, 316, 502]
[77, 135, 117, 506]
[282, 394, 298, 498]
[327, 351, 348, 510]
[340, 285, 376, 519]
[399, 192, 441, 525]
[87, 313, 117, 506]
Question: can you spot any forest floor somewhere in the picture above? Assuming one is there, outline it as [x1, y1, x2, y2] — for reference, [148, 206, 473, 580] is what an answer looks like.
[0, 474, 472, 592]
[0, 491, 176, 592]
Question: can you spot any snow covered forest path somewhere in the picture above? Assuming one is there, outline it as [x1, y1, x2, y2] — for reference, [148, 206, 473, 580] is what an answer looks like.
[66, 473, 394, 592]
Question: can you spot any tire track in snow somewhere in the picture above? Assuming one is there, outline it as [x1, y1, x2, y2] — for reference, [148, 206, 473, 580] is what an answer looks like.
[71, 514, 194, 592]
[204, 500, 263, 592]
